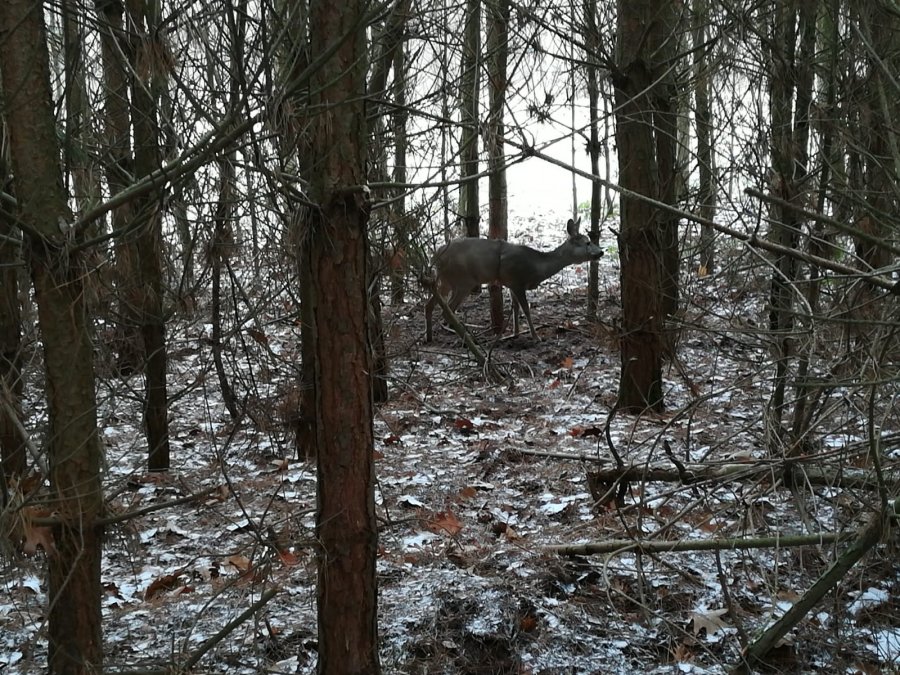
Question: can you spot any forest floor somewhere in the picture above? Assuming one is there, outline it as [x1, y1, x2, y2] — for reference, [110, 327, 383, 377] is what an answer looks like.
[1, 207, 899, 674]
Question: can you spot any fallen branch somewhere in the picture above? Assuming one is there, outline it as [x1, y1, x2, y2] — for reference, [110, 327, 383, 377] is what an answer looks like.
[543, 531, 846, 557]
[105, 587, 279, 675]
[423, 276, 507, 383]
[731, 509, 888, 674]
[586, 460, 898, 491]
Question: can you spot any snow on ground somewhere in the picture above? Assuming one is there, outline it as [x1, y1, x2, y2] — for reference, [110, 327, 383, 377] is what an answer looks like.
[1, 206, 898, 674]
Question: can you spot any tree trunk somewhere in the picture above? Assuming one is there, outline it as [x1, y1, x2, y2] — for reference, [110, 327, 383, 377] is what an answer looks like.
[364, 0, 411, 405]
[654, 4, 681, 326]
[308, 1, 379, 671]
[584, 0, 602, 318]
[856, 2, 897, 272]
[693, 0, 716, 274]
[95, 0, 138, 362]
[486, 0, 509, 335]
[460, 0, 482, 238]
[211, 157, 240, 421]
[0, 130, 26, 482]
[613, 0, 673, 412]
[126, 0, 171, 471]
[792, 0, 840, 442]
[390, 41, 409, 307]
[766, 0, 814, 435]
[0, 1, 104, 671]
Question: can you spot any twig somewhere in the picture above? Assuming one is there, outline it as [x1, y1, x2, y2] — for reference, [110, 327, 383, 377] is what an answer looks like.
[427, 282, 507, 383]
[182, 587, 279, 671]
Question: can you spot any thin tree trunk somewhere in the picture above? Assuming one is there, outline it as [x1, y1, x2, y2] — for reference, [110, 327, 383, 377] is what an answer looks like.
[767, 0, 813, 436]
[486, 0, 509, 335]
[95, 0, 139, 365]
[308, 1, 379, 670]
[390, 41, 409, 306]
[460, 0, 482, 238]
[0, 1, 104, 670]
[693, 0, 716, 274]
[791, 0, 838, 441]
[584, 0, 602, 318]
[211, 157, 240, 421]
[126, 0, 171, 471]
[271, 0, 316, 459]
[365, 0, 411, 405]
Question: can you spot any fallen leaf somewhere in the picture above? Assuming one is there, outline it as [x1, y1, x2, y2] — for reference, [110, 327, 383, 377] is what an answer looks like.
[427, 509, 463, 536]
[278, 550, 300, 567]
[247, 328, 269, 345]
[458, 486, 477, 500]
[671, 641, 694, 662]
[690, 608, 729, 636]
[453, 418, 475, 434]
[144, 573, 182, 601]
[226, 554, 253, 573]
[519, 613, 539, 632]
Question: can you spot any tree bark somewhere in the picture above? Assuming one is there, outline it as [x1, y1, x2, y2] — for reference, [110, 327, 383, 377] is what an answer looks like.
[613, 0, 672, 412]
[584, 0, 603, 318]
[308, 1, 379, 671]
[0, 128, 26, 482]
[95, 0, 138, 356]
[126, 0, 171, 471]
[766, 0, 814, 435]
[693, 0, 716, 274]
[0, 0, 104, 671]
[486, 0, 509, 335]
[460, 0, 482, 238]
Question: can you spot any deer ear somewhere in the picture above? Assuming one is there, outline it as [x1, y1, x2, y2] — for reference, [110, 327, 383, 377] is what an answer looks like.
[567, 218, 580, 236]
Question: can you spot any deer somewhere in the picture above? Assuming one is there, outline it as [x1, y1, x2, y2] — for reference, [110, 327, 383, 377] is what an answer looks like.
[424, 217, 603, 341]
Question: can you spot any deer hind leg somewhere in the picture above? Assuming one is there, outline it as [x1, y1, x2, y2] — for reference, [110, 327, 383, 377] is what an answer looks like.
[509, 287, 538, 339]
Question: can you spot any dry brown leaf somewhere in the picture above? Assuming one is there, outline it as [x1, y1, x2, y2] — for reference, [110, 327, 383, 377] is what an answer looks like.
[278, 550, 300, 567]
[458, 486, 477, 500]
[426, 509, 463, 536]
[247, 327, 269, 345]
[226, 554, 253, 573]
[690, 608, 729, 636]
[453, 417, 474, 433]
[519, 613, 538, 632]
[671, 641, 694, 662]
[144, 573, 182, 600]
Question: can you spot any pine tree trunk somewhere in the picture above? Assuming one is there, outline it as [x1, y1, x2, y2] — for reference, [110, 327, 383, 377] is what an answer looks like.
[126, 0, 171, 471]
[584, 0, 602, 318]
[486, 0, 509, 335]
[0, 1, 104, 670]
[0, 142, 25, 481]
[614, 0, 673, 412]
[308, 1, 379, 671]
[460, 0, 482, 238]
